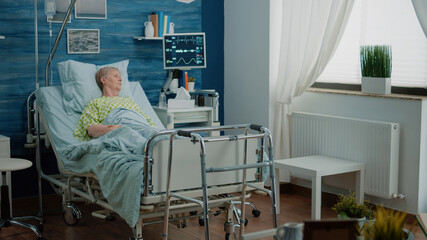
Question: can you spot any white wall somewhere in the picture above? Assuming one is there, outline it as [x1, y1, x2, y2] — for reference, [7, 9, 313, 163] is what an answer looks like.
[292, 91, 427, 214]
[419, 101, 427, 212]
[224, 0, 270, 127]
[228, 0, 427, 214]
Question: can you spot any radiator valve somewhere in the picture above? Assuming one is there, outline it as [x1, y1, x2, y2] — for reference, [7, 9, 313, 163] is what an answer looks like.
[392, 193, 406, 199]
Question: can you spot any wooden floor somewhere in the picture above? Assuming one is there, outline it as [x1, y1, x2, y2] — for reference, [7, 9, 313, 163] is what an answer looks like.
[1, 185, 425, 240]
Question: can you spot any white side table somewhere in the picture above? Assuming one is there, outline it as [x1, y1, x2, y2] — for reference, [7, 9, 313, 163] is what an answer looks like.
[0, 158, 44, 239]
[0, 135, 12, 216]
[153, 106, 214, 129]
[274, 155, 365, 220]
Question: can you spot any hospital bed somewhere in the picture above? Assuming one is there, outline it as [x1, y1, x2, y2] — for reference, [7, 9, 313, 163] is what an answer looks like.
[32, 81, 278, 239]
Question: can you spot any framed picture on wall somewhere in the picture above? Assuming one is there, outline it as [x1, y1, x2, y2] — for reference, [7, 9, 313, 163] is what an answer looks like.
[67, 29, 100, 54]
[48, 0, 72, 23]
[74, 0, 107, 19]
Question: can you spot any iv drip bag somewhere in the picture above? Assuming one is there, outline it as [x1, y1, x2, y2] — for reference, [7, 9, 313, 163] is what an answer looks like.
[45, 0, 56, 20]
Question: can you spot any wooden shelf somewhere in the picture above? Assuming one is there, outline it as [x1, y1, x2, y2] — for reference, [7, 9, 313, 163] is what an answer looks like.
[133, 36, 162, 40]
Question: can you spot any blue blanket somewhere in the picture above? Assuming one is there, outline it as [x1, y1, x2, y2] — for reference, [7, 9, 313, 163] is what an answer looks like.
[65, 108, 165, 227]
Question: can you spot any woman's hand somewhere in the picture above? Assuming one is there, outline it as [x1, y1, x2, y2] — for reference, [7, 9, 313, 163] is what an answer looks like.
[87, 124, 123, 138]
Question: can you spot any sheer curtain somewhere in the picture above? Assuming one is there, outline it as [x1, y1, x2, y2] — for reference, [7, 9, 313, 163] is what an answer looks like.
[318, 0, 427, 87]
[412, 0, 427, 38]
[273, 0, 355, 160]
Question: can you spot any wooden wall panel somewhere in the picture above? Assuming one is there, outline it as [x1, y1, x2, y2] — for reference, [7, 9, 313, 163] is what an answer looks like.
[0, 0, 202, 155]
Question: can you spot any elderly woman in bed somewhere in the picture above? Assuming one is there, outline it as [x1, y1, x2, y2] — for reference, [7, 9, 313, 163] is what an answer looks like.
[73, 67, 155, 141]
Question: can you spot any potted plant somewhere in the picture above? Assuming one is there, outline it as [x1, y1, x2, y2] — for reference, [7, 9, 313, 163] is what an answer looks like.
[362, 206, 414, 240]
[333, 192, 375, 239]
[360, 45, 392, 94]
[332, 192, 375, 220]
[187, 76, 196, 92]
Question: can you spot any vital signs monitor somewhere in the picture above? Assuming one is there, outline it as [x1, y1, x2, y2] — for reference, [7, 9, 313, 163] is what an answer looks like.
[163, 33, 206, 70]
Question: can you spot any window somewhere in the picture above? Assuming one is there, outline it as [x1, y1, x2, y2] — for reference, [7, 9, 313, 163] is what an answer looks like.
[317, 0, 427, 88]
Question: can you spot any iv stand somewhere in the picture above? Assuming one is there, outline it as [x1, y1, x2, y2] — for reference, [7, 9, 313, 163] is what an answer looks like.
[37, 0, 76, 221]
[44, 0, 76, 87]
[161, 70, 174, 92]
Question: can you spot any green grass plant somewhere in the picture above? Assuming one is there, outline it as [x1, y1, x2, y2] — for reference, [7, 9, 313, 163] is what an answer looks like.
[332, 192, 374, 219]
[360, 45, 392, 78]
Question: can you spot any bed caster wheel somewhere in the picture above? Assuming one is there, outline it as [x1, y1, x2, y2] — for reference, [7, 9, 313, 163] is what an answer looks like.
[252, 209, 261, 217]
[63, 203, 82, 226]
[238, 219, 248, 227]
[198, 217, 204, 226]
[38, 222, 44, 232]
[225, 233, 230, 240]
[129, 237, 142, 240]
[105, 215, 115, 221]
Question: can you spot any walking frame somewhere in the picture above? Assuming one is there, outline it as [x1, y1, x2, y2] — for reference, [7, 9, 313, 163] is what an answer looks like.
[161, 124, 278, 240]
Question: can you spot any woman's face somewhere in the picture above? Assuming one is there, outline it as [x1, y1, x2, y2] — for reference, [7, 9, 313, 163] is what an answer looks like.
[102, 69, 122, 93]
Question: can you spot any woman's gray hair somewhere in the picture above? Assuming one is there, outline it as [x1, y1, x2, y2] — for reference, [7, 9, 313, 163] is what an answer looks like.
[95, 67, 120, 90]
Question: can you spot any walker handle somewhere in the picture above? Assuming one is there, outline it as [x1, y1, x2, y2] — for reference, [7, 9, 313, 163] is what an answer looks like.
[250, 124, 263, 131]
[177, 130, 192, 138]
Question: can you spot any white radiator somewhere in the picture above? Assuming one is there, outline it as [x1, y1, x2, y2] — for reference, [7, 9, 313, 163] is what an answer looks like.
[291, 112, 400, 199]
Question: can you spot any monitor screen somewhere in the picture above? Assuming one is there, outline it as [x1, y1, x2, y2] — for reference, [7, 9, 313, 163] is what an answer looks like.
[163, 33, 206, 70]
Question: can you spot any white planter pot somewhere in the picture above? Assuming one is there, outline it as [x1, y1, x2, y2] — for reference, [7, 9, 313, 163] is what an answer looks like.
[361, 77, 391, 94]
[188, 82, 195, 92]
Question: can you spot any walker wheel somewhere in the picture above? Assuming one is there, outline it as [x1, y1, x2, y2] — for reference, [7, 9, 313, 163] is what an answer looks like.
[63, 204, 81, 226]
[252, 209, 261, 217]
[198, 217, 204, 226]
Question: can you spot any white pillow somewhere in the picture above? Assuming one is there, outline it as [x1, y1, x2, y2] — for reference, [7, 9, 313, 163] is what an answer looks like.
[58, 59, 132, 115]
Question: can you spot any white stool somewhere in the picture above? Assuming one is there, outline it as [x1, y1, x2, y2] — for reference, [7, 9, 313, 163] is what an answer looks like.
[0, 158, 44, 239]
[274, 155, 365, 220]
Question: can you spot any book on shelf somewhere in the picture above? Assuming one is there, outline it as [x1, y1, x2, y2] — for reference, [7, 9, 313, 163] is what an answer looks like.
[151, 13, 158, 37]
[158, 12, 164, 37]
[417, 213, 427, 237]
[164, 15, 170, 35]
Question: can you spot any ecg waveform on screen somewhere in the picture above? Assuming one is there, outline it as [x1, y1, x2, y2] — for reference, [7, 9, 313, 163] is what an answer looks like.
[176, 57, 197, 65]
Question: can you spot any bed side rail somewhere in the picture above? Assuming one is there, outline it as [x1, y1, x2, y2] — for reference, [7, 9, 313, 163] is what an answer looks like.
[24, 92, 50, 149]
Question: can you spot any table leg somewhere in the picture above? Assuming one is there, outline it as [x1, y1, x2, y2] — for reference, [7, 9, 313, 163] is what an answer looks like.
[355, 169, 365, 204]
[275, 168, 281, 214]
[1, 174, 11, 220]
[312, 176, 321, 220]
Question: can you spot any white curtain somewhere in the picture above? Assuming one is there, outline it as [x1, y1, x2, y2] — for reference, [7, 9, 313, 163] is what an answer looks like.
[412, 0, 427, 38]
[273, 0, 355, 160]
